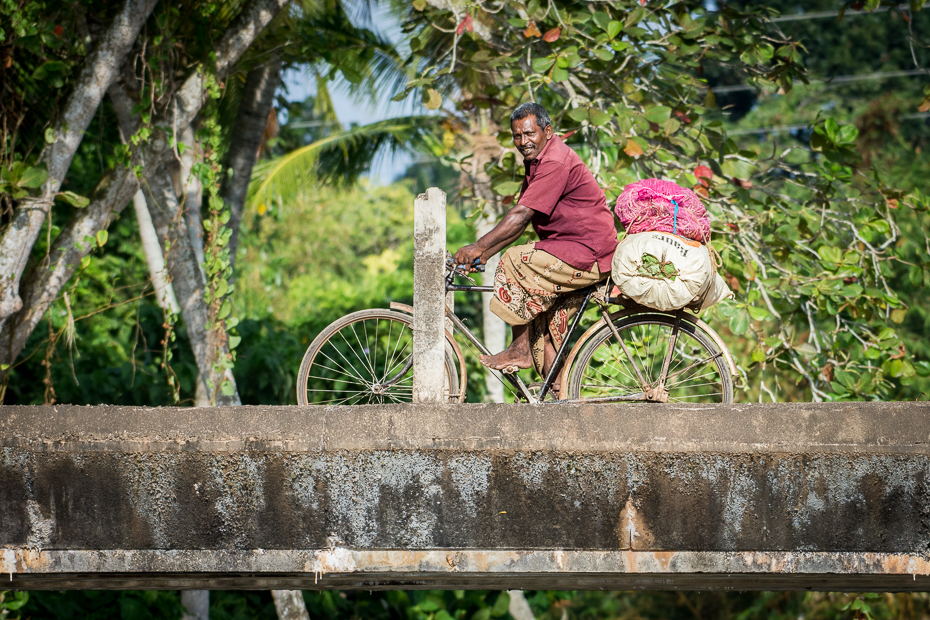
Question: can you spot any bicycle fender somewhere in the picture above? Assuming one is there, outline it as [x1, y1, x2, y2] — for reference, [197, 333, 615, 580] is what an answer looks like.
[389, 301, 413, 315]
[688, 316, 739, 378]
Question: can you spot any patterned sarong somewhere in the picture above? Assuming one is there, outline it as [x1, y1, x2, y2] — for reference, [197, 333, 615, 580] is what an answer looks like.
[489, 242, 606, 376]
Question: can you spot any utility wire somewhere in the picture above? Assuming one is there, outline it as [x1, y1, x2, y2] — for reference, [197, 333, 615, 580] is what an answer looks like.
[728, 112, 930, 136]
[710, 69, 927, 94]
[770, 5, 917, 22]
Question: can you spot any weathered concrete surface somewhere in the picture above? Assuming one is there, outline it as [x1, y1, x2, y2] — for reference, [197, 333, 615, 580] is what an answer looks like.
[412, 187, 447, 404]
[1, 402, 929, 590]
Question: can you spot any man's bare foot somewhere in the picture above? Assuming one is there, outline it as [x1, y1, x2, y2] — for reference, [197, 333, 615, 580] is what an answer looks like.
[479, 349, 533, 373]
[482, 323, 533, 372]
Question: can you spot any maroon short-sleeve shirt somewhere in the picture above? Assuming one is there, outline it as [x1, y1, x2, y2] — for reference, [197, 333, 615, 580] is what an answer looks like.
[517, 134, 618, 272]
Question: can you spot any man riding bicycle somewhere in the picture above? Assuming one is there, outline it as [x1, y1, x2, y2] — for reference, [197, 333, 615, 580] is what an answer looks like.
[453, 102, 619, 396]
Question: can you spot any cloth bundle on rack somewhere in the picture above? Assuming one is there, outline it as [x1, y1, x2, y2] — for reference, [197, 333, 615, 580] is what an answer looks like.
[610, 178, 732, 311]
[611, 232, 733, 311]
[614, 178, 711, 244]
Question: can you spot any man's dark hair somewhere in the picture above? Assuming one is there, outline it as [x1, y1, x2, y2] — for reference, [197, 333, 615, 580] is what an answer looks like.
[510, 102, 552, 129]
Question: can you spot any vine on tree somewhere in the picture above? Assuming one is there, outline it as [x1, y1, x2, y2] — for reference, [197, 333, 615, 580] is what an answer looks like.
[195, 80, 240, 402]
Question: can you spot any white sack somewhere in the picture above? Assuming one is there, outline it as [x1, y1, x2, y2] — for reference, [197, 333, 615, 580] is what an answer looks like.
[700, 272, 735, 310]
[611, 232, 716, 311]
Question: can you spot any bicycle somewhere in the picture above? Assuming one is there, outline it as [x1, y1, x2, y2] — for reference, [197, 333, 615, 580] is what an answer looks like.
[296, 258, 737, 405]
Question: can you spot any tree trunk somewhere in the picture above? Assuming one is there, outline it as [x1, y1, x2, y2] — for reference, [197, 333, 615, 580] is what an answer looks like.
[101, 89, 235, 405]
[144, 167, 241, 406]
[181, 590, 209, 620]
[222, 54, 282, 272]
[469, 110, 507, 403]
[477, 215, 506, 403]
[0, 0, 293, 383]
[507, 592, 535, 620]
[178, 125, 206, 269]
[271, 591, 310, 620]
[132, 190, 180, 313]
[111, 82, 180, 315]
[0, 0, 160, 333]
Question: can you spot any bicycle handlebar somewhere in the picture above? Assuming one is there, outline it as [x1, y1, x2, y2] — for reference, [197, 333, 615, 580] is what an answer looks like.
[445, 258, 486, 274]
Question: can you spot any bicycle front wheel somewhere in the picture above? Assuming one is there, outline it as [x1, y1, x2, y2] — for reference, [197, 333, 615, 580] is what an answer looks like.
[296, 309, 460, 405]
[567, 313, 733, 404]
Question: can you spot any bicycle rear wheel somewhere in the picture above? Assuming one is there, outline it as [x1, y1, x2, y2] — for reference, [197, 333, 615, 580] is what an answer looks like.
[296, 309, 460, 405]
[567, 313, 733, 404]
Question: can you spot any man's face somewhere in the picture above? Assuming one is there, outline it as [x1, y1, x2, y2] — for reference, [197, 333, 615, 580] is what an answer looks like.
[511, 116, 553, 162]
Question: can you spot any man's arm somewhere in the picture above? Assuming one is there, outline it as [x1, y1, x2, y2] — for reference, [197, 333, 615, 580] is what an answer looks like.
[453, 204, 534, 269]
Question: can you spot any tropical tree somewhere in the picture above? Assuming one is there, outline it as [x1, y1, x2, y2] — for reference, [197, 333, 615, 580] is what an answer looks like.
[0, 0, 422, 410]
[716, 0, 930, 399]
[0, 0, 292, 405]
[384, 0, 930, 402]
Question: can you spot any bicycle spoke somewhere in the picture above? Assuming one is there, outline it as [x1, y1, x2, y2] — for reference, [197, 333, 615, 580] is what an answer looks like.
[569, 315, 732, 404]
[340, 327, 377, 381]
[305, 388, 377, 396]
[314, 344, 361, 381]
[382, 322, 412, 383]
[665, 348, 721, 383]
[636, 324, 655, 384]
[669, 392, 723, 402]
[370, 318, 378, 383]
[314, 347, 371, 385]
[299, 311, 459, 405]
[583, 358, 640, 393]
[579, 364, 640, 397]
[592, 344, 640, 386]
[350, 320, 378, 381]
[312, 392, 369, 406]
[327, 332, 375, 386]
[666, 369, 721, 390]
[305, 374, 369, 388]
[380, 318, 395, 383]
[668, 378, 722, 392]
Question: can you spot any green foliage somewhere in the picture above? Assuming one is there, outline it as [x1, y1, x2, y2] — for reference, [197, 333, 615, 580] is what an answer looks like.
[0, 591, 28, 620]
[236, 181, 419, 324]
[15, 589, 930, 620]
[0, 161, 46, 198]
[20, 590, 183, 620]
[718, 0, 930, 401]
[637, 253, 679, 281]
[3, 210, 198, 406]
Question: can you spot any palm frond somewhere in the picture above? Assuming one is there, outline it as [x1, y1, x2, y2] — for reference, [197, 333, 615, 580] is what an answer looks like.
[297, 6, 409, 104]
[313, 72, 339, 123]
[248, 115, 444, 207]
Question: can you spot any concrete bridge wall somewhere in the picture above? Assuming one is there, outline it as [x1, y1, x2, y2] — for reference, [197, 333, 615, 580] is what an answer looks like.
[1, 402, 929, 590]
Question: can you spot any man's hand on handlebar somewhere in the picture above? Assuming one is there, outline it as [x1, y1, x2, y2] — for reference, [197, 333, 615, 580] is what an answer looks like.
[452, 244, 487, 273]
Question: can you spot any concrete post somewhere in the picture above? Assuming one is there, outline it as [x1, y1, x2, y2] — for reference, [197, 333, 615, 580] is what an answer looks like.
[413, 187, 447, 403]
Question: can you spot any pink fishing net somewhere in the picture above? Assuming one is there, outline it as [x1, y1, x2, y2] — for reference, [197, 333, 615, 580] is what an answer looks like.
[615, 178, 711, 244]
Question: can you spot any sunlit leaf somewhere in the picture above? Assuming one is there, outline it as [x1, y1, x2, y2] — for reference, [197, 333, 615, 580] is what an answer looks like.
[424, 88, 442, 110]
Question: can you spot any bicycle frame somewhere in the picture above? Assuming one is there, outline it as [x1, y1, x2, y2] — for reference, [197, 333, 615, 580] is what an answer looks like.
[443, 267, 737, 404]
[445, 275, 652, 404]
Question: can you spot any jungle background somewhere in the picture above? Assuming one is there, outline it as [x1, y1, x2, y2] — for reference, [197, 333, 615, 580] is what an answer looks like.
[3, 0, 930, 616]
